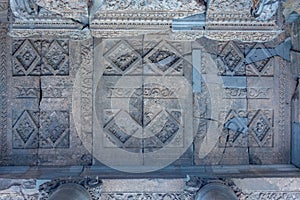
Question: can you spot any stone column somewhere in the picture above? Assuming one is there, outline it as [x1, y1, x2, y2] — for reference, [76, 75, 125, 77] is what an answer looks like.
[48, 183, 91, 200]
[195, 183, 238, 200]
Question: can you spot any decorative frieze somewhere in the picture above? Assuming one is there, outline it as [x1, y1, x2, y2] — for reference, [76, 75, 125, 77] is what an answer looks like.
[240, 192, 300, 200]
[8, 0, 283, 42]
[102, 192, 194, 200]
[12, 39, 69, 76]
[223, 87, 272, 99]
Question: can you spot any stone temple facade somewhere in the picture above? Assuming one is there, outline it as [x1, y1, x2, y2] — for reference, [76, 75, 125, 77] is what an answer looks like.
[0, 0, 300, 199]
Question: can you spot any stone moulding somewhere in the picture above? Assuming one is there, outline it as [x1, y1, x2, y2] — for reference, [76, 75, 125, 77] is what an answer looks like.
[171, 30, 281, 42]
[9, 0, 282, 42]
[9, 0, 90, 40]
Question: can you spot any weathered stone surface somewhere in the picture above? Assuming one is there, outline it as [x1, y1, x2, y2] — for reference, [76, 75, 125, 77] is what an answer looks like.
[35, 0, 89, 23]
[283, 0, 300, 19]
[0, 0, 298, 193]
[2, 177, 300, 200]
[251, 0, 279, 21]
[89, 36, 194, 172]
[8, 0, 283, 41]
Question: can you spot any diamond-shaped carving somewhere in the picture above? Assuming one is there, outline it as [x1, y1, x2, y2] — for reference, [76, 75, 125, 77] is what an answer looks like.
[220, 41, 245, 75]
[224, 50, 241, 71]
[253, 58, 270, 73]
[154, 113, 180, 144]
[42, 40, 69, 75]
[39, 111, 70, 148]
[104, 110, 141, 149]
[45, 45, 64, 69]
[13, 40, 41, 76]
[148, 50, 180, 72]
[145, 41, 182, 74]
[251, 116, 269, 141]
[17, 50, 36, 70]
[13, 110, 39, 149]
[245, 43, 274, 76]
[218, 110, 248, 147]
[249, 110, 273, 146]
[104, 41, 141, 72]
[98, 39, 190, 159]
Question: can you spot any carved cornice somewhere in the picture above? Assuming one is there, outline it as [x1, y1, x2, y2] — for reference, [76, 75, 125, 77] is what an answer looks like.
[9, 28, 91, 40]
[9, 0, 87, 39]
[89, 0, 206, 39]
[8, 0, 283, 42]
[171, 30, 281, 42]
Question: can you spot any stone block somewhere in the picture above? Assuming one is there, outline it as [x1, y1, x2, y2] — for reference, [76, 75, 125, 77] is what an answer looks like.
[292, 122, 300, 168]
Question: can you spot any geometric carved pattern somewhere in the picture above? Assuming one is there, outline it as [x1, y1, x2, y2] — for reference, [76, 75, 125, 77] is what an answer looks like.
[39, 111, 70, 148]
[102, 192, 193, 200]
[12, 110, 70, 149]
[104, 40, 141, 73]
[12, 40, 41, 76]
[223, 87, 272, 99]
[103, 91, 182, 152]
[219, 109, 274, 148]
[246, 43, 274, 76]
[0, 28, 8, 160]
[14, 87, 40, 98]
[219, 110, 248, 147]
[144, 41, 183, 75]
[248, 110, 273, 147]
[42, 40, 69, 75]
[12, 110, 39, 149]
[103, 40, 184, 76]
[148, 49, 180, 72]
[218, 41, 245, 76]
[12, 39, 69, 76]
[100, 40, 186, 153]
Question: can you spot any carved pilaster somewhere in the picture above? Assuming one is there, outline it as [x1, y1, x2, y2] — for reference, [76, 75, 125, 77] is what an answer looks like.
[0, 24, 8, 164]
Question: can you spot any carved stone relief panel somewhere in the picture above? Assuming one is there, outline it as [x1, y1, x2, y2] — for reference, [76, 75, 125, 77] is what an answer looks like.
[194, 36, 293, 165]
[37, 41, 91, 166]
[91, 35, 195, 172]
[12, 109, 40, 149]
[1, 37, 92, 166]
[12, 39, 69, 76]
[9, 77, 40, 165]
